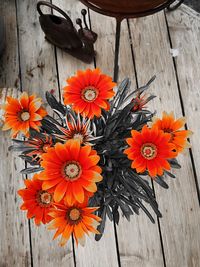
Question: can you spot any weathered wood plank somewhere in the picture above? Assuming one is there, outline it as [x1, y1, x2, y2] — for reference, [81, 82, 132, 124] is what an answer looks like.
[16, 0, 74, 266]
[89, 13, 165, 267]
[129, 11, 200, 267]
[52, 1, 119, 266]
[0, 2, 31, 267]
[0, 89, 31, 267]
[166, 4, 200, 197]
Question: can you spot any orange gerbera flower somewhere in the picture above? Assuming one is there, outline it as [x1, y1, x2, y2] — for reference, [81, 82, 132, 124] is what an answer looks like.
[124, 125, 177, 178]
[152, 112, 192, 153]
[38, 140, 102, 204]
[48, 201, 101, 246]
[2, 92, 47, 137]
[18, 174, 54, 225]
[63, 69, 116, 118]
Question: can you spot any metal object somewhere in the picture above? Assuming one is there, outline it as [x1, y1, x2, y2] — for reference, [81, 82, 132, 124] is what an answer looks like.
[167, 0, 184, 11]
[79, 0, 184, 81]
[37, 1, 98, 63]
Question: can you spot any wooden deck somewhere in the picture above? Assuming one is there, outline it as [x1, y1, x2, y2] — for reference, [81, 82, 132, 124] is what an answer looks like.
[0, 1, 200, 266]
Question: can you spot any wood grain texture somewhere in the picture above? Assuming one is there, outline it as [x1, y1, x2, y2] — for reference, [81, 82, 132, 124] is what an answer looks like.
[0, 89, 31, 267]
[129, 11, 200, 267]
[0, 1, 31, 266]
[166, 4, 200, 196]
[51, 1, 119, 266]
[15, 0, 74, 266]
[1, 1, 200, 266]
[89, 11, 165, 267]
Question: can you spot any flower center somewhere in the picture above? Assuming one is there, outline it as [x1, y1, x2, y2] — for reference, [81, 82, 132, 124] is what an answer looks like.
[69, 208, 81, 221]
[73, 133, 84, 144]
[141, 143, 157, 160]
[63, 161, 82, 181]
[20, 111, 30, 121]
[36, 190, 53, 207]
[81, 86, 98, 102]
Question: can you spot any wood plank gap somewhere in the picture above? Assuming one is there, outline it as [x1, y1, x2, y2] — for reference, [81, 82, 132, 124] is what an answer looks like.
[127, 17, 166, 267]
[87, 8, 97, 68]
[28, 219, 34, 267]
[152, 182, 167, 267]
[14, 0, 23, 93]
[126, 19, 139, 88]
[113, 19, 121, 82]
[113, 219, 122, 267]
[53, 46, 62, 101]
[164, 10, 200, 204]
[49, 0, 62, 101]
[71, 235, 77, 267]
[14, 1, 34, 266]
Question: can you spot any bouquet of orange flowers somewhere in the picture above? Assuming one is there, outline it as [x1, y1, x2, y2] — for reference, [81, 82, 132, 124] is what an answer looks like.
[2, 69, 191, 246]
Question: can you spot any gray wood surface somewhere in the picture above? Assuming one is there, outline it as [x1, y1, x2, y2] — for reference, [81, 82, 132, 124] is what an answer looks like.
[166, 4, 200, 199]
[51, 0, 119, 266]
[129, 11, 200, 267]
[89, 13, 165, 267]
[15, 0, 74, 266]
[0, 1, 200, 267]
[0, 1, 31, 266]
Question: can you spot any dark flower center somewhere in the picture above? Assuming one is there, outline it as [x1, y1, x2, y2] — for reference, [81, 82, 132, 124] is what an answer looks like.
[141, 143, 157, 160]
[37, 190, 53, 207]
[63, 161, 82, 181]
[81, 86, 98, 102]
[72, 133, 84, 143]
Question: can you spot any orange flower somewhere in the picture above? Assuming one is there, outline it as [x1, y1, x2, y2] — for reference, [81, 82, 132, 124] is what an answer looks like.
[2, 92, 47, 137]
[38, 140, 102, 204]
[63, 69, 116, 118]
[124, 125, 176, 177]
[152, 112, 192, 153]
[48, 201, 101, 246]
[18, 174, 54, 225]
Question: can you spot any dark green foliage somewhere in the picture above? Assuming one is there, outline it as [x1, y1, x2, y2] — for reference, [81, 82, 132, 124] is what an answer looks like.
[9, 78, 181, 240]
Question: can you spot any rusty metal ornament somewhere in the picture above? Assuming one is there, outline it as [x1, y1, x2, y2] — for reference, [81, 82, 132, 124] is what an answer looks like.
[37, 1, 98, 64]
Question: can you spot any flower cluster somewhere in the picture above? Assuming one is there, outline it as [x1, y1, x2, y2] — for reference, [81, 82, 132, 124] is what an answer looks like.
[2, 69, 191, 246]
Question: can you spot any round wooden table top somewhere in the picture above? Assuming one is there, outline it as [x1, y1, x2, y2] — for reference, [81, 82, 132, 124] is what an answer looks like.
[80, 0, 176, 19]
